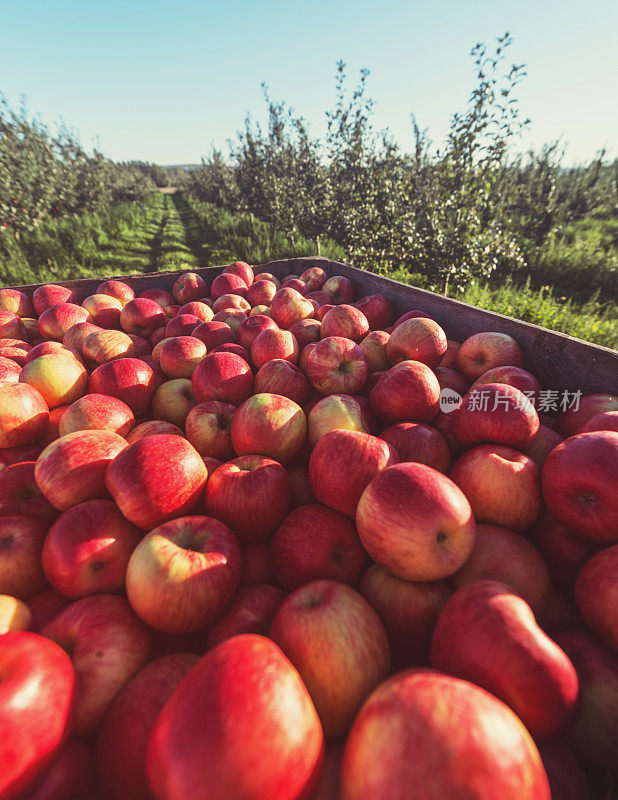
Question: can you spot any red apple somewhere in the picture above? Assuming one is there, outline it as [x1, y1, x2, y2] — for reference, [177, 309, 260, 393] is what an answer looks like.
[431, 580, 579, 737]
[386, 317, 447, 368]
[212, 293, 250, 313]
[89, 357, 155, 415]
[193, 320, 236, 349]
[522, 424, 563, 467]
[35, 430, 128, 511]
[207, 584, 286, 648]
[251, 327, 299, 368]
[271, 580, 389, 737]
[288, 318, 322, 349]
[146, 634, 323, 800]
[105, 434, 207, 529]
[341, 669, 550, 800]
[392, 309, 432, 327]
[240, 541, 276, 586]
[370, 360, 440, 422]
[140, 287, 174, 308]
[97, 280, 135, 306]
[451, 382, 540, 448]
[0, 442, 45, 471]
[246, 279, 278, 306]
[81, 294, 123, 328]
[59, 393, 135, 437]
[322, 275, 356, 304]
[542, 431, 618, 543]
[282, 277, 306, 294]
[356, 462, 476, 581]
[575, 544, 618, 652]
[204, 455, 291, 542]
[164, 313, 200, 338]
[0, 632, 75, 800]
[434, 366, 469, 396]
[306, 291, 332, 307]
[0, 288, 35, 318]
[126, 515, 241, 632]
[0, 515, 49, 599]
[287, 465, 315, 507]
[210, 272, 247, 300]
[42, 499, 140, 597]
[42, 595, 151, 735]
[177, 301, 213, 322]
[471, 365, 541, 406]
[380, 421, 451, 473]
[97, 654, 199, 800]
[184, 400, 235, 459]
[20, 351, 87, 409]
[22, 341, 66, 365]
[271, 504, 366, 590]
[307, 394, 372, 446]
[452, 523, 551, 614]
[158, 336, 206, 378]
[309, 429, 398, 517]
[237, 314, 278, 351]
[192, 351, 253, 405]
[354, 294, 394, 330]
[27, 589, 72, 632]
[172, 272, 207, 304]
[299, 266, 327, 292]
[307, 336, 368, 396]
[0, 310, 26, 341]
[232, 393, 307, 464]
[120, 298, 166, 337]
[554, 393, 618, 436]
[0, 356, 25, 386]
[581, 410, 618, 432]
[255, 358, 311, 405]
[0, 383, 48, 448]
[223, 260, 254, 287]
[125, 419, 183, 443]
[359, 565, 451, 668]
[450, 444, 542, 529]
[527, 513, 598, 591]
[82, 329, 135, 363]
[62, 321, 102, 356]
[270, 287, 314, 329]
[456, 331, 524, 381]
[359, 330, 390, 372]
[0, 461, 57, 521]
[38, 303, 90, 341]
[320, 305, 369, 342]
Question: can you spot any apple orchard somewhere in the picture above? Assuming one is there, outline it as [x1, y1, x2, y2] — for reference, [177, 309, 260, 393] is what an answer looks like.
[0, 262, 617, 800]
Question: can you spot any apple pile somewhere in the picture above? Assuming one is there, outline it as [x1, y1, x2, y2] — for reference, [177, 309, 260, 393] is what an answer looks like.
[0, 263, 617, 800]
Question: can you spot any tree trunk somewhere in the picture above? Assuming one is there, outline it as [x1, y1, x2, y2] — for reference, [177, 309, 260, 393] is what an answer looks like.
[315, 235, 321, 255]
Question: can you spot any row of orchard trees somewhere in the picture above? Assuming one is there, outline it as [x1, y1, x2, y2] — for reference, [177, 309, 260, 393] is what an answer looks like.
[0, 94, 155, 236]
[184, 34, 617, 294]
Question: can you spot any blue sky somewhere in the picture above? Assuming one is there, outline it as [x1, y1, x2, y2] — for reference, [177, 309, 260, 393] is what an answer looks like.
[1, 0, 616, 165]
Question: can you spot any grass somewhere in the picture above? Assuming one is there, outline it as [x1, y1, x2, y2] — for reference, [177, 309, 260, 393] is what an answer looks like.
[0, 189, 615, 348]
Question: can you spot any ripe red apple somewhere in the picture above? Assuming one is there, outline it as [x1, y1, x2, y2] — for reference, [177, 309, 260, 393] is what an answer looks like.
[323, 275, 356, 304]
[97, 654, 199, 800]
[147, 634, 323, 799]
[42, 499, 140, 597]
[177, 300, 213, 321]
[97, 279, 135, 306]
[0, 632, 75, 800]
[158, 336, 206, 378]
[380, 421, 451, 473]
[554, 393, 618, 436]
[0, 356, 23, 387]
[35, 430, 128, 511]
[193, 320, 236, 350]
[0, 383, 49, 448]
[0, 461, 57, 521]
[81, 294, 123, 328]
[223, 260, 254, 287]
[22, 341, 67, 364]
[236, 314, 278, 350]
[164, 313, 200, 337]
[271, 580, 389, 737]
[184, 400, 235, 459]
[320, 305, 369, 342]
[38, 303, 90, 341]
[555, 629, 618, 767]
[581, 409, 618, 432]
[307, 393, 372, 446]
[106, 434, 206, 529]
[0, 442, 45, 473]
[27, 589, 72, 632]
[450, 444, 542, 529]
[0, 515, 48, 599]
[42, 594, 151, 735]
[140, 287, 174, 308]
[282, 277, 306, 293]
[58, 393, 134, 437]
[356, 462, 476, 581]
[542, 431, 618, 543]
[341, 669, 550, 800]
[62, 321, 102, 355]
[125, 419, 183, 443]
[231, 393, 307, 464]
[120, 298, 166, 337]
[210, 272, 247, 300]
[306, 336, 368, 396]
[204, 455, 291, 542]
[172, 272, 207, 304]
[240, 541, 276, 586]
[251, 327, 299, 368]
[471, 364, 541, 406]
[392, 309, 431, 327]
[452, 523, 551, 614]
[309, 429, 398, 517]
[89, 357, 155, 415]
[370, 360, 440, 422]
[20, 351, 88, 409]
[270, 287, 314, 329]
[522, 423, 563, 467]
[245, 278, 278, 306]
[354, 293, 394, 330]
[255, 358, 311, 405]
[298, 266, 326, 291]
[207, 584, 286, 648]
[152, 378, 197, 428]
[82, 329, 135, 364]
[456, 331, 524, 381]
[359, 330, 390, 372]
[288, 318, 322, 350]
[32, 284, 76, 315]
[359, 564, 451, 668]
[287, 464, 315, 507]
[431, 581, 579, 738]
[192, 351, 253, 405]
[271, 504, 366, 590]
[527, 513, 598, 591]
[386, 317, 447, 368]
[452, 382, 540, 448]
[0, 310, 26, 341]
[0, 288, 35, 318]
[575, 544, 618, 652]
[212, 293, 250, 313]
[126, 515, 241, 632]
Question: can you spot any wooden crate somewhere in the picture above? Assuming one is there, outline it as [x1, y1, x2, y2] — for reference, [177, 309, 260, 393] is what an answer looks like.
[10, 256, 618, 395]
